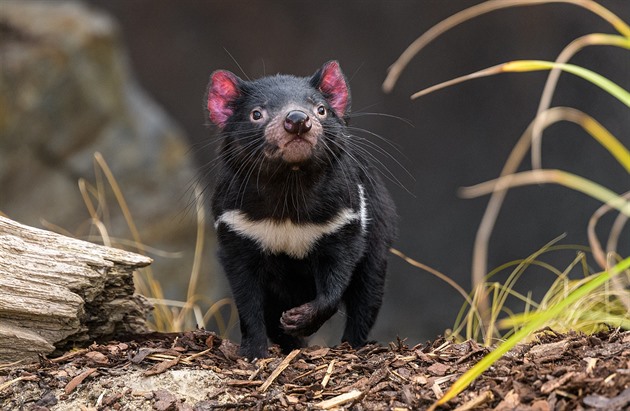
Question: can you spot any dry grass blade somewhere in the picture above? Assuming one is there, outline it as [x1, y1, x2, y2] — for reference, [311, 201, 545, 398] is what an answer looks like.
[202, 298, 238, 337]
[93, 152, 145, 254]
[173, 184, 206, 329]
[586, 193, 630, 313]
[382, 0, 630, 93]
[83, 154, 231, 333]
[0, 360, 23, 370]
[460, 169, 630, 217]
[470, 107, 626, 330]
[587, 192, 630, 270]
[182, 348, 212, 362]
[0, 376, 38, 392]
[532, 33, 630, 170]
[82, 236, 183, 257]
[410, 64, 503, 100]
[410, 61, 630, 106]
[607, 209, 629, 260]
[90, 153, 173, 328]
[389, 247, 483, 337]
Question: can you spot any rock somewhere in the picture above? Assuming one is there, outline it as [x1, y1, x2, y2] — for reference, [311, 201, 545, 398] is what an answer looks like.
[0, 1, 221, 308]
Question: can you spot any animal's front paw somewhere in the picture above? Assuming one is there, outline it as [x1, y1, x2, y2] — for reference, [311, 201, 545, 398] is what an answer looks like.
[280, 303, 320, 336]
[239, 340, 269, 361]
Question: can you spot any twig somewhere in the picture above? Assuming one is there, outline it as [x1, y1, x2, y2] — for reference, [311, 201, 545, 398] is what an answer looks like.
[0, 359, 24, 370]
[316, 389, 363, 409]
[0, 376, 38, 392]
[182, 348, 212, 362]
[51, 349, 89, 363]
[293, 364, 328, 381]
[258, 349, 300, 392]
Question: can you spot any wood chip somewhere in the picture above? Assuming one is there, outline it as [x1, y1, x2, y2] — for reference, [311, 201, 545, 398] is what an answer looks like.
[530, 399, 551, 411]
[304, 347, 330, 359]
[129, 348, 164, 364]
[227, 379, 263, 387]
[368, 366, 388, 386]
[286, 394, 300, 404]
[431, 381, 443, 399]
[258, 349, 300, 392]
[493, 389, 520, 410]
[85, 351, 108, 365]
[452, 390, 493, 411]
[528, 340, 569, 363]
[401, 384, 415, 405]
[65, 368, 97, 394]
[540, 371, 575, 394]
[315, 389, 363, 409]
[584, 387, 630, 409]
[143, 357, 179, 376]
[321, 359, 335, 389]
[427, 362, 450, 376]
[412, 374, 428, 385]
[584, 357, 597, 374]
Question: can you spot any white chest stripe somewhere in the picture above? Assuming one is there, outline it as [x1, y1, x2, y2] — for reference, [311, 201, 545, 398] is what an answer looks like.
[216, 184, 368, 259]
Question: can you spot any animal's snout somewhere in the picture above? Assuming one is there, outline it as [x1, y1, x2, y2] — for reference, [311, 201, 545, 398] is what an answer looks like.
[284, 110, 312, 135]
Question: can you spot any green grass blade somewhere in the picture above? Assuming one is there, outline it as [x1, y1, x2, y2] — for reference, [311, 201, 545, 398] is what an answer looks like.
[579, 115, 630, 173]
[434, 256, 630, 406]
[412, 60, 630, 107]
[503, 60, 630, 107]
[461, 169, 630, 217]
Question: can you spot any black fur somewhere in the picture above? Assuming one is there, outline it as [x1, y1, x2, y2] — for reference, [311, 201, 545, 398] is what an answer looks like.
[205, 61, 396, 359]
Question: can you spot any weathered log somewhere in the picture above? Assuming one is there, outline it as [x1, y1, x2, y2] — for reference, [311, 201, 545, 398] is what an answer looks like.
[0, 216, 152, 363]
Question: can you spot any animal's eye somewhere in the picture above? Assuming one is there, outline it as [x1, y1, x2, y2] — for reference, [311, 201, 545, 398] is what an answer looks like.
[251, 109, 264, 121]
[317, 105, 326, 116]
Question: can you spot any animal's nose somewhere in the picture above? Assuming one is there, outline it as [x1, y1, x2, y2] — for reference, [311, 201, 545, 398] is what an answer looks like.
[284, 110, 312, 135]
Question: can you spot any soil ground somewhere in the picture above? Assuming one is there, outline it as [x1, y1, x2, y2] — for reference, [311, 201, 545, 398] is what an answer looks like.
[1, 329, 629, 410]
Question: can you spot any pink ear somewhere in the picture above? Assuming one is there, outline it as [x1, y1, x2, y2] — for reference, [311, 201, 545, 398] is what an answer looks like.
[207, 70, 240, 128]
[317, 61, 350, 117]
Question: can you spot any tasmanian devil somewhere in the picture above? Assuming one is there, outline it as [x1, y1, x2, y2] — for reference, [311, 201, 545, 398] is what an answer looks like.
[205, 61, 396, 360]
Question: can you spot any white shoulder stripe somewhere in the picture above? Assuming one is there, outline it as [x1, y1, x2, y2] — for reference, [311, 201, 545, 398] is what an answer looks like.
[358, 183, 368, 231]
[216, 184, 368, 259]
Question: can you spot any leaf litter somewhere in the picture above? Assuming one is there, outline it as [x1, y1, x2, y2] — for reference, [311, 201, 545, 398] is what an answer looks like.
[0, 329, 628, 410]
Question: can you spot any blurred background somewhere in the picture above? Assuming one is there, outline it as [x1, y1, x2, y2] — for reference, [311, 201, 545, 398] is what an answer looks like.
[1, 0, 628, 345]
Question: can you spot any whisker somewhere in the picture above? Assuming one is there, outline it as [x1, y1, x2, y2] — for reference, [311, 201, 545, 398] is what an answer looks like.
[346, 132, 414, 182]
[223, 47, 251, 81]
[347, 112, 415, 128]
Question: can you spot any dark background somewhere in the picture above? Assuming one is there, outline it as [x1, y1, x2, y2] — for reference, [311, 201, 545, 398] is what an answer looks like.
[88, 0, 629, 344]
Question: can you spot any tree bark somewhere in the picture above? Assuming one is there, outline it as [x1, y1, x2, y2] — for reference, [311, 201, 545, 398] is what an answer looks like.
[0, 216, 152, 363]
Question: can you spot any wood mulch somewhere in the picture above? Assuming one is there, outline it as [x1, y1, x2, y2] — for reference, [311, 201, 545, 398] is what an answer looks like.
[1, 329, 628, 410]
